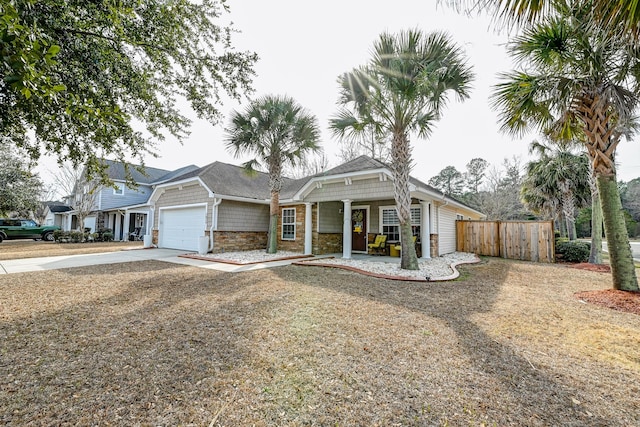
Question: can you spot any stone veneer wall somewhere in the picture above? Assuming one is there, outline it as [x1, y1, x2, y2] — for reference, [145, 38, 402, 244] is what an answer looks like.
[430, 234, 439, 258]
[313, 233, 342, 255]
[153, 228, 267, 253]
[277, 204, 306, 253]
[211, 231, 267, 253]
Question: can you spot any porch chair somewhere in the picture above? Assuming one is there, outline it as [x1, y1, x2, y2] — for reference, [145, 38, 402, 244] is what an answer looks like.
[368, 234, 387, 255]
[129, 227, 143, 241]
[394, 235, 418, 254]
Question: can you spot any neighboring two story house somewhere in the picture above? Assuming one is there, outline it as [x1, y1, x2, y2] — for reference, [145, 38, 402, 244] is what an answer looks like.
[62, 160, 198, 240]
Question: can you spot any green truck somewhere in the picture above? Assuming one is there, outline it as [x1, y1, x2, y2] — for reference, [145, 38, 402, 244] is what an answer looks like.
[0, 219, 60, 243]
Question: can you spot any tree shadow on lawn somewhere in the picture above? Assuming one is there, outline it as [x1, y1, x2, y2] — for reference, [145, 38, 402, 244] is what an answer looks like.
[0, 262, 282, 425]
[269, 258, 625, 426]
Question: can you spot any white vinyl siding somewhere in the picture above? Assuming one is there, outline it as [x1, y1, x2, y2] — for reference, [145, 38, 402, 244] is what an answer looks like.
[438, 206, 457, 254]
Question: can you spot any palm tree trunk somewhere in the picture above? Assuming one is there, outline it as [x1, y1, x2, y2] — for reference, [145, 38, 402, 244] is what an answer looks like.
[267, 158, 283, 254]
[597, 175, 638, 290]
[267, 191, 279, 254]
[589, 184, 603, 264]
[581, 94, 637, 289]
[391, 131, 418, 270]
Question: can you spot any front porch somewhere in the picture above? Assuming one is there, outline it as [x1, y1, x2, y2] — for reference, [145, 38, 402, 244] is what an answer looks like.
[278, 199, 438, 259]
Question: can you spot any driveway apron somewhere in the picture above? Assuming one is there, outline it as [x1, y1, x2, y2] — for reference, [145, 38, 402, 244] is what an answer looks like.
[0, 249, 305, 274]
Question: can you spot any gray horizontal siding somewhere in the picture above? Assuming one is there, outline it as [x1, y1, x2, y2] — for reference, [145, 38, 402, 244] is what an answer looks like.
[305, 178, 394, 203]
[100, 182, 152, 210]
[217, 200, 269, 232]
[318, 202, 342, 233]
[154, 184, 211, 229]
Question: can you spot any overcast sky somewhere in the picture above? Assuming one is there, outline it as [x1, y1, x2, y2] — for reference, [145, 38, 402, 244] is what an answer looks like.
[38, 0, 640, 185]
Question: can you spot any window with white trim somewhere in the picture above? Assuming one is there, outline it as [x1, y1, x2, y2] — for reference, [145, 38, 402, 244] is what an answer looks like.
[281, 208, 296, 240]
[113, 183, 124, 195]
[456, 214, 464, 220]
[380, 206, 421, 241]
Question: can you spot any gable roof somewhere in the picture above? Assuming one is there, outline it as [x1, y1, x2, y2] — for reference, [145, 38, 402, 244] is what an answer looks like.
[45, 201, 72, 213]
[102, 159, 175, 184]
[320, 155, 387, 176]
[152, 164, 200, 184]
[157, 155, 483, 215]
[165, 161, 279, 200]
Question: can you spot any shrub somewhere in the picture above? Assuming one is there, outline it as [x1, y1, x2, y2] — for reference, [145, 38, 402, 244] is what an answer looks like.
[556, 240, 590, 263]
[69, 231, 85, 243]
[101, 232, 114, 242]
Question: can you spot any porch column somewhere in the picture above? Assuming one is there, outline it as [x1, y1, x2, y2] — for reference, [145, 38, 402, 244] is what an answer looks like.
[421, 201, 431, 259]
[342, 199, 352, 259]
[123, 211, 130, 241]
[147, 206, 154, 237]
[304, 203, 313, 255]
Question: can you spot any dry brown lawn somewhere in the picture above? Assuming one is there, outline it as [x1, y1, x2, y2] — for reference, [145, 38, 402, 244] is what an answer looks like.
[1, 257, 639, 426]
[0, 240, 142, 260]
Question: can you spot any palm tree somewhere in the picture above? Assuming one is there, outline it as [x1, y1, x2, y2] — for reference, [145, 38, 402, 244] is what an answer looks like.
[492, 2, 639, 290]
[521, 141, 590, 241]
[332, 76, 390, 163]
[225, 95, 321, 254]
[330, 29, 473, 270]
[444, 0, 640, 35]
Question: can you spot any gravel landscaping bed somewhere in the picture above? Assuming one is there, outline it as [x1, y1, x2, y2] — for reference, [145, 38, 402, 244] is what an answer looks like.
[1, 258, 639, 426]
[300, 252, 478, 280]
[186, 250, 478, 280]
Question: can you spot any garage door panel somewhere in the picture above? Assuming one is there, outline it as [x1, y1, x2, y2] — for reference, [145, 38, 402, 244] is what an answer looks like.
[159, 206, 206, 251]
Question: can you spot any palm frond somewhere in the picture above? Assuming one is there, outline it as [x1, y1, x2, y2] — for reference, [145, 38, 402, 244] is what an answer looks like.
[491, 71, 555, 136]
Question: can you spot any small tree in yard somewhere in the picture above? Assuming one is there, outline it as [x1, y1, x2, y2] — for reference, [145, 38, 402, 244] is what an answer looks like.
[53, 163, 100, 231]
[225, 95, 321, 254]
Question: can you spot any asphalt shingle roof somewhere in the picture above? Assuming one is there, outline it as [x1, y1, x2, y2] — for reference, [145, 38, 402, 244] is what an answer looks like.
[167, 161, 277, 200]
[102, 160, 171, 184]
[319, 155, 388, 176]
[160, 155, 482, 214]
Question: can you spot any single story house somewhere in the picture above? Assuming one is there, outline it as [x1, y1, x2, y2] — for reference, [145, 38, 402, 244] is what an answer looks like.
[149, 156, 485, 257]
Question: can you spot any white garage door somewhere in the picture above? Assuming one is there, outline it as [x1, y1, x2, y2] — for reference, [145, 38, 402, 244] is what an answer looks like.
[159, 206, 206, 251]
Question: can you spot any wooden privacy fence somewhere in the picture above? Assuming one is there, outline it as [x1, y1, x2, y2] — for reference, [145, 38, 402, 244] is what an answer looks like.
[456, 220, 555, 263]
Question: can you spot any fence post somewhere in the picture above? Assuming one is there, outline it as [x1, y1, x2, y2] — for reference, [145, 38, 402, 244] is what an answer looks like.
[497, 221, 502, 258]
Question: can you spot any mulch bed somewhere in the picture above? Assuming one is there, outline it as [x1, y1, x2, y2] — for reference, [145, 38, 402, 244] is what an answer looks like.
[575, 289, 640, 315]
[568, 262, 639, 315]
[568, 263, 611, 273]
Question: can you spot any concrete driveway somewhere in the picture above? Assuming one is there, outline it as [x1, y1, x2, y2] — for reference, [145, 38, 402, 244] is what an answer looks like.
[0, 248, 309, 274]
